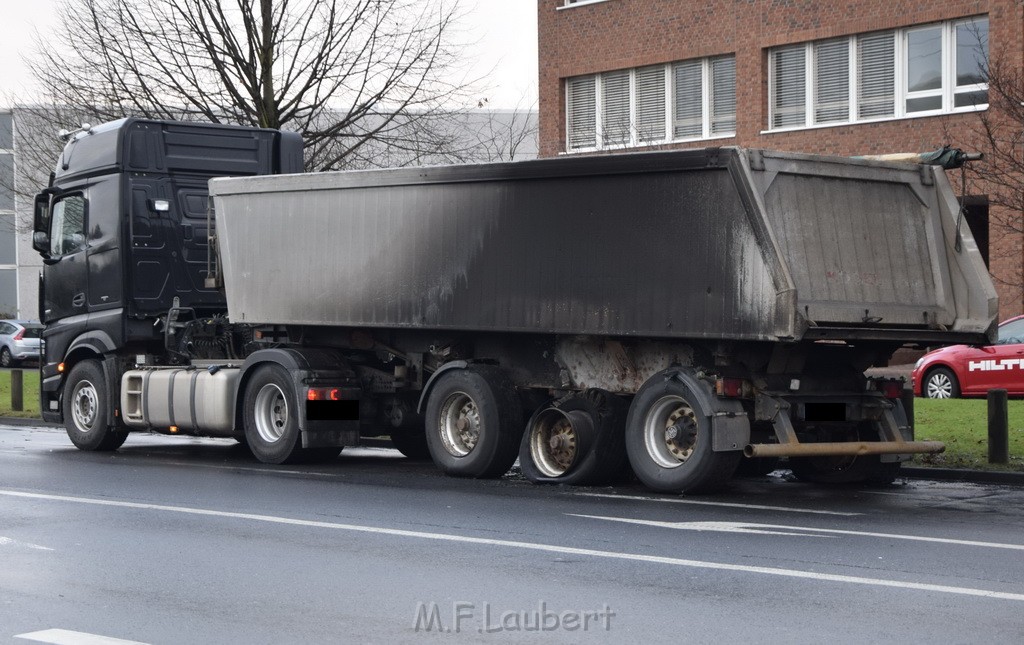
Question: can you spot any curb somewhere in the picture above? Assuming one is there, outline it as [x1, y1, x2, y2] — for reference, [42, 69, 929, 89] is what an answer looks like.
[3, 417, 1021, 486]
[0, 416, 58, 428]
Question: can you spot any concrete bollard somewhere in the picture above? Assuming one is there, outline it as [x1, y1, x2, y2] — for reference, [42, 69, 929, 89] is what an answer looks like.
[987, 388, 1009, 464]
[11, 369, 23, 412]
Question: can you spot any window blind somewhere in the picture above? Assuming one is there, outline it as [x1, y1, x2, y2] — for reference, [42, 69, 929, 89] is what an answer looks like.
[857, 32, 895, 119]
[567, 76, 597, 150]
[601, 70, 631, 146]
[710, 57, 736, 135]
[772, 46, 806, 128]
[636, 65, 667, 143]
[814, 40, 849, 123]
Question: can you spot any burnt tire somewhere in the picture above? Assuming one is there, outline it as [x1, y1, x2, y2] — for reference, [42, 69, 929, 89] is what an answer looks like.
[923, 367, 960, 399]
[625, 372, 740, 494]
[424, 366, 522, 478]
[519, 389, 629, 486]
[243, 364, 305, 464]
[63, 360, 128, 451]
[390, 430, 431, 460]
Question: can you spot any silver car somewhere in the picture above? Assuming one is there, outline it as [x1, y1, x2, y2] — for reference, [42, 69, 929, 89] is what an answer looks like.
[0, 320, 43, 367]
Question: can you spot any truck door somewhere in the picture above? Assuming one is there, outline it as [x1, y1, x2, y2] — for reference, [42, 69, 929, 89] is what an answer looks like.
[42, 194, 89, 323]
[128, 176, 223, 314]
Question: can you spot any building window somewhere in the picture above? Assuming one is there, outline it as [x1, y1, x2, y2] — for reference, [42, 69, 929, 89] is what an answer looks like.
[0, 112, 12, 151]
[768, 16, 987, 131]
[566, 55, 736, 152]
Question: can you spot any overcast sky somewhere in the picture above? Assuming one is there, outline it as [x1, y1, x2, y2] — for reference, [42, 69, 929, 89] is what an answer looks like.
[0, 0, 538, 110]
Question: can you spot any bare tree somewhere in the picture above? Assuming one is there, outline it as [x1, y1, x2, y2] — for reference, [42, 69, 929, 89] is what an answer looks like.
[26, 0, 476, 172]
[459, 97, 538, 163]
[957, 37, 1024, 299]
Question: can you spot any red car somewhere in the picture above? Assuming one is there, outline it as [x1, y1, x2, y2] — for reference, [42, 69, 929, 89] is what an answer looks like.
[913, 316, 1024, 398]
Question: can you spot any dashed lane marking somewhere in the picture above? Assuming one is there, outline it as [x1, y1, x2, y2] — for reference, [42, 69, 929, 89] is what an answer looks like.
[573, 492, 862, 516]
[569, 515, 1024, 551]
[15, 629, 149, 645]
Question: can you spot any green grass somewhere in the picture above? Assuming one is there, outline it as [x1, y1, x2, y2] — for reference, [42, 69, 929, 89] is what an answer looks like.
[0, 370, 1017, 471]
[911, 398, 1024, 471]
[0, 369, 41, 418]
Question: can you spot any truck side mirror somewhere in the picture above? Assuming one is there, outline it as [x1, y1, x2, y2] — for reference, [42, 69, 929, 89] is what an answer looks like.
[32, 192, 52, 256]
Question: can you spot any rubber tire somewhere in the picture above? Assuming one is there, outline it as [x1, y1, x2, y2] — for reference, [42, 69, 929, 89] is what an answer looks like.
[0, 347, 14, 368]
[519, 389, 630, 486]
[424, 366, 523, 478]
[390, 431, 432, 460]
[243, 364, 306, 464]
[923, 367, 960, 399]
[62, 360, 128, 451]
[625, 374, 740, 494]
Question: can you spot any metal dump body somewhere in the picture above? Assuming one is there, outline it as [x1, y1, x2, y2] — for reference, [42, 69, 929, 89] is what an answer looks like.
[209, 147, 996, 344]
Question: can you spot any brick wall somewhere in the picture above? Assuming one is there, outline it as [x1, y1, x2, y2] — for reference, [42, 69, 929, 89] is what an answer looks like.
[537, 0, 1024, 318]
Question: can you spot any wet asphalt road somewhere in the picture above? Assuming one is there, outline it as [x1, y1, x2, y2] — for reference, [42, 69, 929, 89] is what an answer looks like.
[1, 424, 1023, 644]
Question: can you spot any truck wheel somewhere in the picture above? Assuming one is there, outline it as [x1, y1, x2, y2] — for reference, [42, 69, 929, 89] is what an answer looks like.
[625, 375, 739, 494]
[424, 366, 522, 478]
[243, 364, 305, 464]
[390, 430, 431, 460]
[924, 367, 960, 399]
[63, 360, 128, 451]
[519, 390, 629, 486]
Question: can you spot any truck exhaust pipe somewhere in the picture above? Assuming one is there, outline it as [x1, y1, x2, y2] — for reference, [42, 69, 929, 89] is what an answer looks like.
[743, 441, 945, 458]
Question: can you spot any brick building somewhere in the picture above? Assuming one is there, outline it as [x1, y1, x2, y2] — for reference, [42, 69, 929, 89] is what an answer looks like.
[538, 0, 1023, 319]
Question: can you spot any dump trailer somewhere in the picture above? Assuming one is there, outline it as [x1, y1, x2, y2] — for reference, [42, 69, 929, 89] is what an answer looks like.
[33, 118, 997, 493]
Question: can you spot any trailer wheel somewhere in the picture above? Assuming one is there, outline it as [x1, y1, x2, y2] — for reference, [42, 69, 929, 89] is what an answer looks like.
[519, 390, 629, 486]
[243, 364, 305, 464]
[424, 366, 522, 478]
[63, 360, 128, 451]
[625, 375, 739, 493]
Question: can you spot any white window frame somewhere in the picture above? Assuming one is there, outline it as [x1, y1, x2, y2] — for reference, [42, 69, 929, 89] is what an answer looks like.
[767, 15, 988, 133]
[565, 56, 736, 153]
[559, 0, 614, 8]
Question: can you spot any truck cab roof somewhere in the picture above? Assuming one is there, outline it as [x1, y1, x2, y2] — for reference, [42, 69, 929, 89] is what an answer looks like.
[53, 117, 303, 183]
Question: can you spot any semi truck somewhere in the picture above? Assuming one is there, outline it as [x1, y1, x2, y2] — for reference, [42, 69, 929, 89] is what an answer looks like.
[31, 118, 997, 493]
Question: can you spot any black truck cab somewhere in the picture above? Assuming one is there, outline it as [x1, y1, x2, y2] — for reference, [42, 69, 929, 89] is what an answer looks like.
[33, 118, 302, 422]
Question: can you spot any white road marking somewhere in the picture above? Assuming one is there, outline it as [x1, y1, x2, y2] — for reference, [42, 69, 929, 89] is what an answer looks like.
[570, 515, 1024, 551]
[574, 492, 862, 516]
[1, 489, 1022, 602]
[15, 628, 149, 645]
[0, 536, 54, 551]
